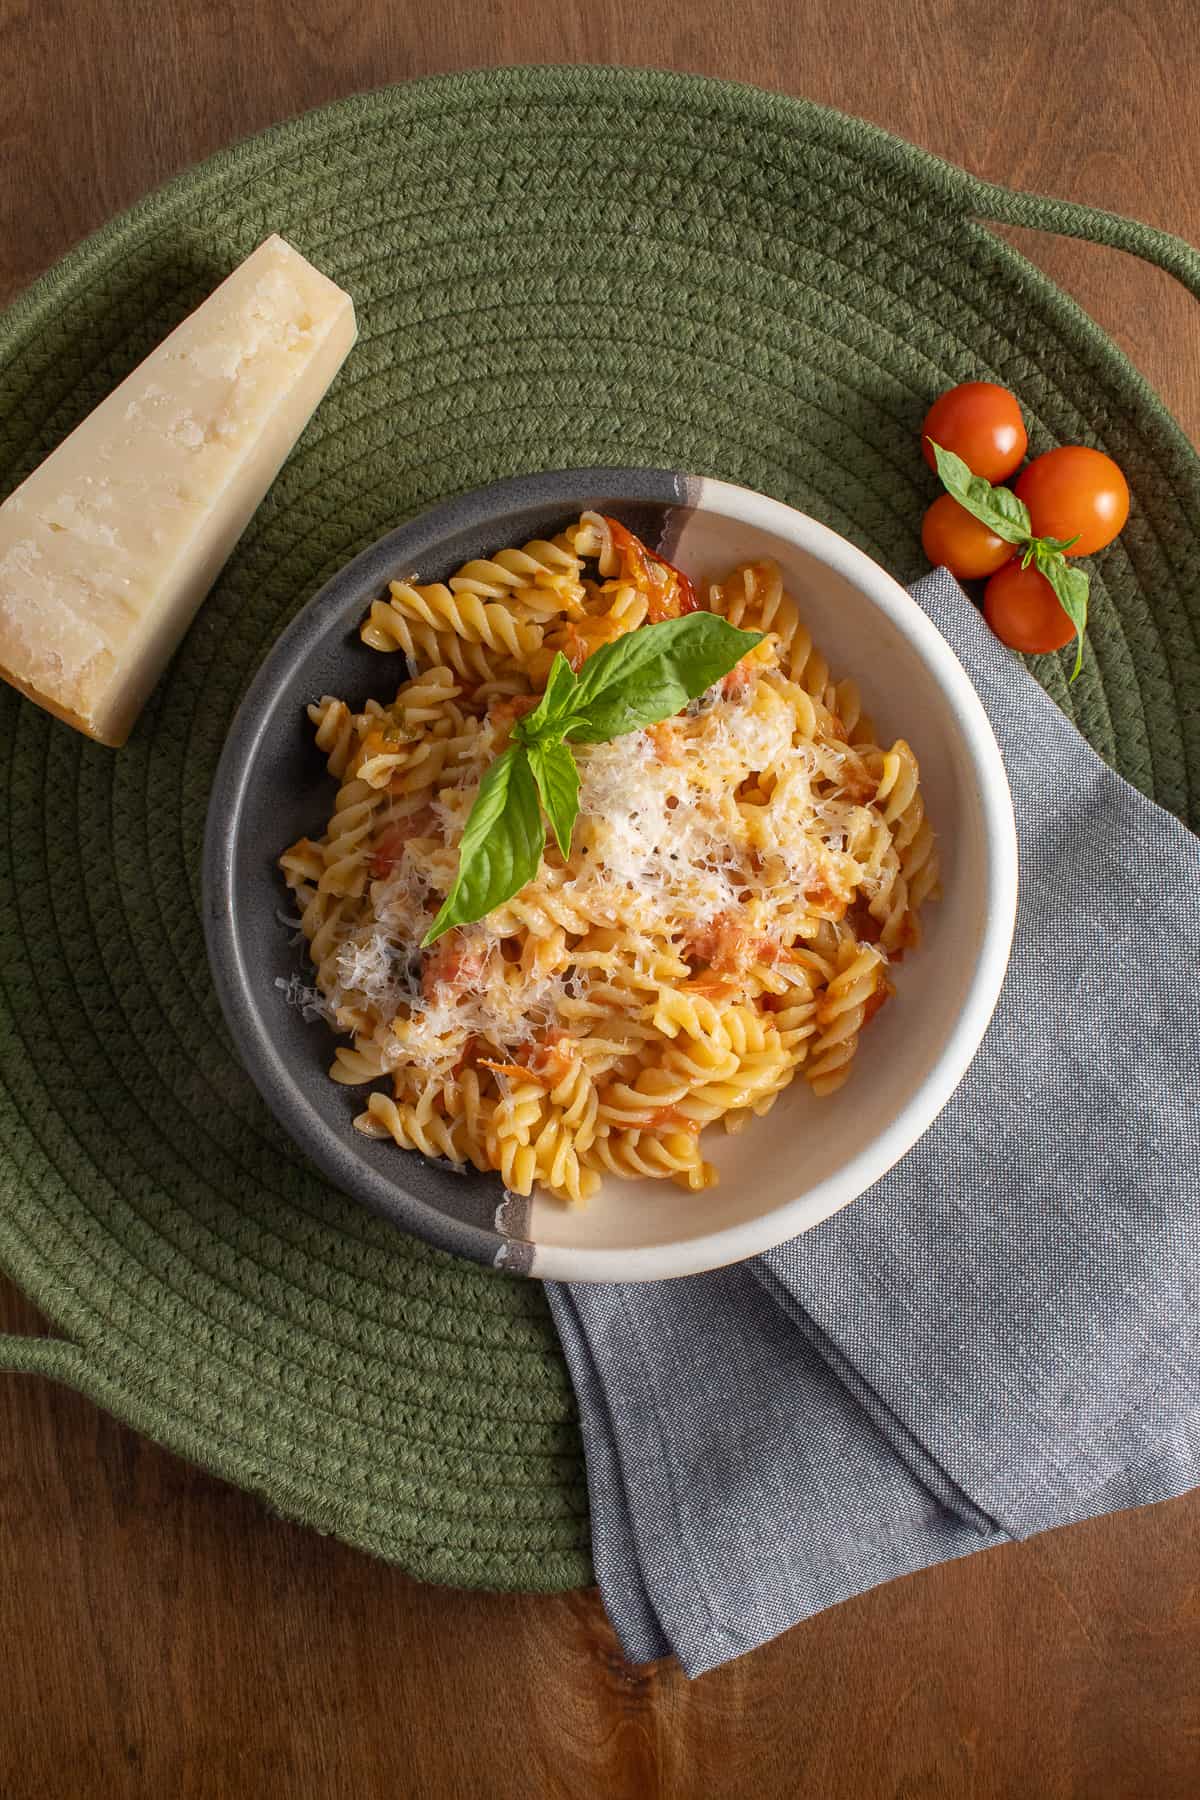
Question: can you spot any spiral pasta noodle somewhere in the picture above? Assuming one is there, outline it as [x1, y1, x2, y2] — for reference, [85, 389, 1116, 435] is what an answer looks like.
[279, 517, 938, 1204]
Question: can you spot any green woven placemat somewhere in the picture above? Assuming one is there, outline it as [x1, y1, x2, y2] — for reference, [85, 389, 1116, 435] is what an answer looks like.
[1, 68, 1198, 1592]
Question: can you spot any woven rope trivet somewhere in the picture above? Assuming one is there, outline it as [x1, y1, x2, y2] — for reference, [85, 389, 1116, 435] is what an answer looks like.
[1, 69, 1197, 1591]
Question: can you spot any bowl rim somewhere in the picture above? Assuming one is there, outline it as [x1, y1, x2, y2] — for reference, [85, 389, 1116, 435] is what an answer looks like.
[204, 467, 1018, 1284]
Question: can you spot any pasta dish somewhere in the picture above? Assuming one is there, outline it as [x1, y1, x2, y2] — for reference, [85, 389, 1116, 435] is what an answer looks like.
[279, 514, 937, 1204]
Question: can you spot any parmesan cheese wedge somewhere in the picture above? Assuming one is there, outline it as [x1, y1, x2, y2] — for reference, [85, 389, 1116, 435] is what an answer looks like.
[0, 235, 356, 745]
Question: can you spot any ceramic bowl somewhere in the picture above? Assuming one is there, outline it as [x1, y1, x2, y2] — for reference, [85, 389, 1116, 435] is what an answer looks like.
[203, 468, 1017, 1282]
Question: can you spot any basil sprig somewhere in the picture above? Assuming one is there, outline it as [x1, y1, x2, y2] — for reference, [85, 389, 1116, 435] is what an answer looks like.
[928, 439, 1088, 679]
[422, 613, 763, 943]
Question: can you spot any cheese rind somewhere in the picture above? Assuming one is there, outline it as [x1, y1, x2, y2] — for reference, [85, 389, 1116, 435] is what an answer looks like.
[0, 235, 357, 745]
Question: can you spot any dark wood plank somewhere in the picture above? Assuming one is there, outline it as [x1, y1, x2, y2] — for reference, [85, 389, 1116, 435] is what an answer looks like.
[3, 3, 1199, 1796]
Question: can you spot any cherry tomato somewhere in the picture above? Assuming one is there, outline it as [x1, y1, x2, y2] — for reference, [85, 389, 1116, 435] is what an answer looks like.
[922, 382, 1027, 482]
[1014, 447, 1129, 555]
[921, 494, 1014, 580]
[983, 561, 1075, 654]
[602, 516, 699, 619]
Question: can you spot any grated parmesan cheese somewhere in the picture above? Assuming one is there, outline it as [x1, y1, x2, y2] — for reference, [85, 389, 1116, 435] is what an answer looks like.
[274, 973, 335, 1025]
[282, 662, 872, 1064]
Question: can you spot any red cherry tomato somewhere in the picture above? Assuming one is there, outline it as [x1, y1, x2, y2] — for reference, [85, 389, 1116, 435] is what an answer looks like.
[921, 494, 1014, 580]
[983, 561, 1075, 654]
[1014, 447, 1129, 556]
[922, 382, 1027, 482]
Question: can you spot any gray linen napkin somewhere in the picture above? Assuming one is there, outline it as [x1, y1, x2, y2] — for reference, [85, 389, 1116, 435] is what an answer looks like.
[546, 568, 1200, 1677]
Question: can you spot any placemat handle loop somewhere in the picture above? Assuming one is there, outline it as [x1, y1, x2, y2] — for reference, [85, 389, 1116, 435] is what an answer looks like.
[963, 177, 1200, 304]
[0, 1330, 90, 1381]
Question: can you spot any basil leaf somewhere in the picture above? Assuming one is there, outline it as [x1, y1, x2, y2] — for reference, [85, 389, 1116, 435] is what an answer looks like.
[526, 737, 580, 858]
[929, 441, 1032, 546]
[565, 613, 763, 743]
[513, 653, 579, 746]
[1034, 548, 1090, 683]
[422, 747, 543, 943]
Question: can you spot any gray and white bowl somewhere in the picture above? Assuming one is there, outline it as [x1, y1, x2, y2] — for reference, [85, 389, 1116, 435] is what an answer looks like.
[203, 468, 1016, 1282]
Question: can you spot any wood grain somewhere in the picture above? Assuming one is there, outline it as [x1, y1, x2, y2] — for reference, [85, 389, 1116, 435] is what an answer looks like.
[3, 3, 1200, 1795]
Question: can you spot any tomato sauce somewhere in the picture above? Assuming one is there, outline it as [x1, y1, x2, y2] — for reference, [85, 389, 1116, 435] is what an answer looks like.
[645, 1106, 702, 1134]
[487, 693, 540, 729]
[370, 808, 435, 878]
[421, 931, 486, 998]
[683, 913, 774, 977]
[601, 516, 699, 621]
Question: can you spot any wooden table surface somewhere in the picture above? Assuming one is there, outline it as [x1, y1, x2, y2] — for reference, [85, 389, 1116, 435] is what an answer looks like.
[3, 3, 1199, 1795]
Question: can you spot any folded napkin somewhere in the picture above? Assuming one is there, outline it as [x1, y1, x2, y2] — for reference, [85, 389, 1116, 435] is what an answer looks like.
[546, 568, 1200, 1676]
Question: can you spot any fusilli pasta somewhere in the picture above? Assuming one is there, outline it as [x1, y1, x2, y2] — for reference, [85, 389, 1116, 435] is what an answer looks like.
[279, 516, 938, 1204]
